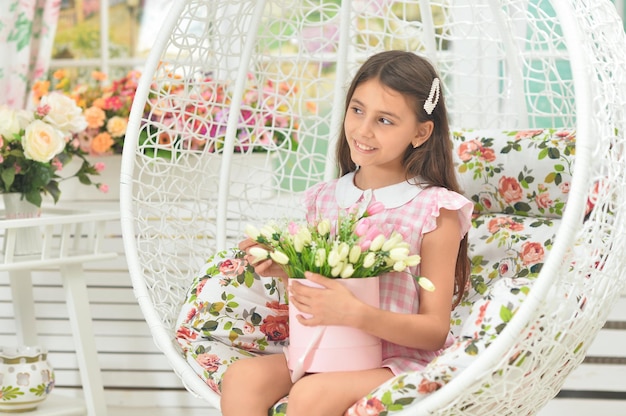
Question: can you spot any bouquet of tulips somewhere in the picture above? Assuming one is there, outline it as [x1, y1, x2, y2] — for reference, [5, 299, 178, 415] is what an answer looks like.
[244, 199, 435, 291]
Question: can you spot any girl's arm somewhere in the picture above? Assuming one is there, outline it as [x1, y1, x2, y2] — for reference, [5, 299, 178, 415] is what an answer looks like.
[289, 208, 461, 351]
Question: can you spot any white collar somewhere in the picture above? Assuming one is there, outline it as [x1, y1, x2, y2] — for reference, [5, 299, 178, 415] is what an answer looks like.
[336, 171, 424, 209]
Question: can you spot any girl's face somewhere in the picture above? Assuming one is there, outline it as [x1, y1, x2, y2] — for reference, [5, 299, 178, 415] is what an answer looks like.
[344, 79, 425, 183]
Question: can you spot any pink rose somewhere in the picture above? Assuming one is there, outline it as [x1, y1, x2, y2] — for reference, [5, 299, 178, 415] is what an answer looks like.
[196, 278, 208, 296]
[535, 192, 553, 209]
[207, 378, 220, 394]
[243, 322, 255, 334]
[196, 353, 220, 372]
[266, 300, 289, 316]
[98, 184, 109, 193]
[475, 301, 489, 325]
[218, 258, 246, 277]
[260, 315, 289, 341]
[457, 140, 481, 162]
[520, 242, 545, 266]
[498, 258, 516, 278]
[498, 176, 524, 203]
[417, 379, 443, 394]
[480, 146, 496, 162]
[346, 397, 386, 416]
[176, 326, 198, 342]
[487, 216, 524, 233]
[514, 129, 543, 139]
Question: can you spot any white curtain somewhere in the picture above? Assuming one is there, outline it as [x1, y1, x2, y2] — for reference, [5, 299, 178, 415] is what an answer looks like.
[0, 0, 61, 109]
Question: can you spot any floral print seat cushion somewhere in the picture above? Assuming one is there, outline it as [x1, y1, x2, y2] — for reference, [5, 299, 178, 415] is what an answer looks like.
[174, 128, 578, 415]
[175, 250, 289, 393]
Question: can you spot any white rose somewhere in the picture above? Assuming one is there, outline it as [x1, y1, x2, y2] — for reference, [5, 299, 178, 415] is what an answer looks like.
[22, 119, 66, 162]
[41, 92, 87, 134]
[0, 106, 22, 138]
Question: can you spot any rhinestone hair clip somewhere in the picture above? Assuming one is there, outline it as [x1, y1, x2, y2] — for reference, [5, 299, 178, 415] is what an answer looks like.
[423, 78, 440, 115]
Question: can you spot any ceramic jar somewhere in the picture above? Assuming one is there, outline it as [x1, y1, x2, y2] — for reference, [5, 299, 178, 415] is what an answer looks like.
[0, 346, 55, 412]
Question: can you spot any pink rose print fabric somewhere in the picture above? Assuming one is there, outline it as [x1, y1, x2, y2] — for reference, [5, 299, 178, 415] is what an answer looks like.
[175, 129, 598, 415]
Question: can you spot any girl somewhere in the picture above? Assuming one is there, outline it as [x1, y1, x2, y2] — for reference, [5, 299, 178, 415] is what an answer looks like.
[220, 50, 473, 416]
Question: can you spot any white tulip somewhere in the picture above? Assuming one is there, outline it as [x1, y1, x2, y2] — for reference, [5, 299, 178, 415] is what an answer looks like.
[363, 252, 376, 268]
[331, 262, 343, 277]
[314, 248, 326, 267]
[327, 249, 340, 267]
[337, 242, 350, 260]
[340, 263, 355, 278]
[248, 246, 269, 263]
[348, 245, 361, 263]
[417, 277, 436, 292]
[244, 224, 260, 240]
[269, 250, 290, 265]
[393, 261, 406, 272]
[389, 247, 410, 261]
[317, 219, 331, 236]
[382, 232, 404, 251]
[405, 254, 421, 267]
[369, 234, 386, 251]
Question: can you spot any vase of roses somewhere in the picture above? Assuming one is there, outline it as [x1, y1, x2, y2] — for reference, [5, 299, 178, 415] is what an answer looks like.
[0, 92, 103, 255]
[245, 198, 434, 381]
[32, 70, 141, 201]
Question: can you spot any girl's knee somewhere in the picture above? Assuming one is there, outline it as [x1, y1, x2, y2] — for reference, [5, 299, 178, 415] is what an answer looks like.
[286, 377, 327, 415]
[221, 358, 252, 391]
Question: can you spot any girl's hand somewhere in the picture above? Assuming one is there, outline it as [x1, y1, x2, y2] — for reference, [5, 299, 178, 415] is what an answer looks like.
[288, 272, 366, 327]
[238, 238, 288, 283]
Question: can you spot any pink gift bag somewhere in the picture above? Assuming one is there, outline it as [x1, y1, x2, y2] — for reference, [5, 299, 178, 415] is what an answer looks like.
[288, 276, 382, 374]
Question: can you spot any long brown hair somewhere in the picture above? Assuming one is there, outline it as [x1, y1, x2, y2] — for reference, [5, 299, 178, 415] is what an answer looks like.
[336, 50, 469, 306]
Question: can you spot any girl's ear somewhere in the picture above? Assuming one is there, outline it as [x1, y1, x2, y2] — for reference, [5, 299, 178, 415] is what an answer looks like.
[412, 121, 434, 148]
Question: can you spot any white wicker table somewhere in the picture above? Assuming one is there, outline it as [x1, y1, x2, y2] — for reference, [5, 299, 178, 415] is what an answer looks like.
[1, 208, 119, 416]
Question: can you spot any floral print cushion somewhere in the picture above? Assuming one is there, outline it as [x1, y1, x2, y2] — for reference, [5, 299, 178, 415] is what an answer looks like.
[450, 213, 558, 336]
[175, 249, 289, 394]
[453, 129, 575, 218]
[174, 128, 577, 415]
[346, 278, 532, 415]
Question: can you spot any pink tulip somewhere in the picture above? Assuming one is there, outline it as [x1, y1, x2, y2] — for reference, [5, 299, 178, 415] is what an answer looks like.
[354, 218, 371, 237]
[288, 221, 299, 235]
[366, 201, 385, 216]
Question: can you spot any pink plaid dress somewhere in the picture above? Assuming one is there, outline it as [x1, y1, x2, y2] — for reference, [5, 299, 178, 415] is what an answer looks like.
[304, 172, 473, 374]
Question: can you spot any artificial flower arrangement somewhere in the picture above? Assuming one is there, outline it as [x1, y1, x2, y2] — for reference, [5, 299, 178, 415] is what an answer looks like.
[244, 199, 435, 290]
[0, 93, 104, 207]
[142, 72, 301, 158]
[33, 69, 140, 156]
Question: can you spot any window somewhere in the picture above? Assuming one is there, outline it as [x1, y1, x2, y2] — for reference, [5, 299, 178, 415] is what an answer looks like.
[51, 0, 172, 79]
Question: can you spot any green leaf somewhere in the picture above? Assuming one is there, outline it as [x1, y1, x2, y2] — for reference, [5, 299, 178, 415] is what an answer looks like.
[547, 147, 561, 159]
[7, 13, 33, 52]
[500, 305, 513, 323]
[1, 167, 16, 191]
[201, 321, 219, 332]
[250, 311, 262, 325]
[25, 189, 42, 207]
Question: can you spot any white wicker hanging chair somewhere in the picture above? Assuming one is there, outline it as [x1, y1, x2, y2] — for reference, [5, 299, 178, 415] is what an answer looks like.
[120, 1, 626, 414]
